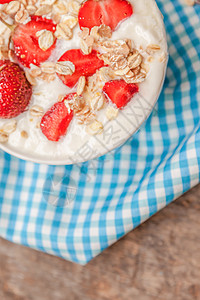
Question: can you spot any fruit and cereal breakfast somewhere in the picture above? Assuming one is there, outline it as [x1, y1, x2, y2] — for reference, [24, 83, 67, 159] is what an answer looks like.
[0, 0, 168, 163]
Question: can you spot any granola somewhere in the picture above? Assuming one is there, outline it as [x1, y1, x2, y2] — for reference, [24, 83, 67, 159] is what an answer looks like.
[0, 0, 166, 142]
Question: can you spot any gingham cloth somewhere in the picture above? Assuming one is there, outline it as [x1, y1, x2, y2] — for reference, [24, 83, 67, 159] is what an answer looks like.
[0, 0, 199, 265]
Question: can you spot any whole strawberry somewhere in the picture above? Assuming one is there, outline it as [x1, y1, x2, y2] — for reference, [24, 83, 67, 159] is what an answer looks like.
[0, 60, 32, 119]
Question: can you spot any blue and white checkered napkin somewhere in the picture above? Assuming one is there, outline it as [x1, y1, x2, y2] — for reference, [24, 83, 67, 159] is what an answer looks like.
[0, 0, 199, 264]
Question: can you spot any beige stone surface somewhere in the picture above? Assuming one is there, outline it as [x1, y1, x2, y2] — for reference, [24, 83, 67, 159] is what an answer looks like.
[0, 185, 200, 300]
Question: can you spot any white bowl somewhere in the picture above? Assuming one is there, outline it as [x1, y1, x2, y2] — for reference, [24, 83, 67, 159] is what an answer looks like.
[0, 0, 168, 165]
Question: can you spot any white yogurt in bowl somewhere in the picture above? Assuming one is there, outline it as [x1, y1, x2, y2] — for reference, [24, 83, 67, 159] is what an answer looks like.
[0, 0, 168, 165]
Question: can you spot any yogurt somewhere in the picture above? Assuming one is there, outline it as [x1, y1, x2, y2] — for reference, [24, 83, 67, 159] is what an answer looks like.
[0, 0, 168, 164]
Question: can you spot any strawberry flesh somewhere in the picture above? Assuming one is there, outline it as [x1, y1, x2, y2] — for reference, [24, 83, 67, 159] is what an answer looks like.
[57, 49, 105, 88]
[40, 94, 74, 142]
[103, 80, 139, 109]
[12, 16, 57, 68]
[0, 0, 12, 3]
[78, 0, 133, 31]
[0, 60, 32, 119]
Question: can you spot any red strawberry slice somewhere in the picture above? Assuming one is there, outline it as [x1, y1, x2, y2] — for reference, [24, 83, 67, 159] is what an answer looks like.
[78, 0, 133, 31]
[0, 0, 13, 3]
[57, 49, 105, 88]
[103, 80, 139, 109]
[12, 16, 57, 68]
[0, 60, 32, 119]
[40, 94, 74, 142]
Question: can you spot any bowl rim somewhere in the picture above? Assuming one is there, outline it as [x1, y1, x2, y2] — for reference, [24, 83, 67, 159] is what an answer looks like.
[0, 0, 169, 165]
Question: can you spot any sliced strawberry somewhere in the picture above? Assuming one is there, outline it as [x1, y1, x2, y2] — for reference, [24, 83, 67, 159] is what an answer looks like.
[103, 80, 139, 109]
[40, 94, 74, 142]
[78, 0, 133, 31]
[57, 49, 105, 88]
[0, 0, 13, 3]
[0, 60, 32, 119]
[12, 16, 57, 68]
